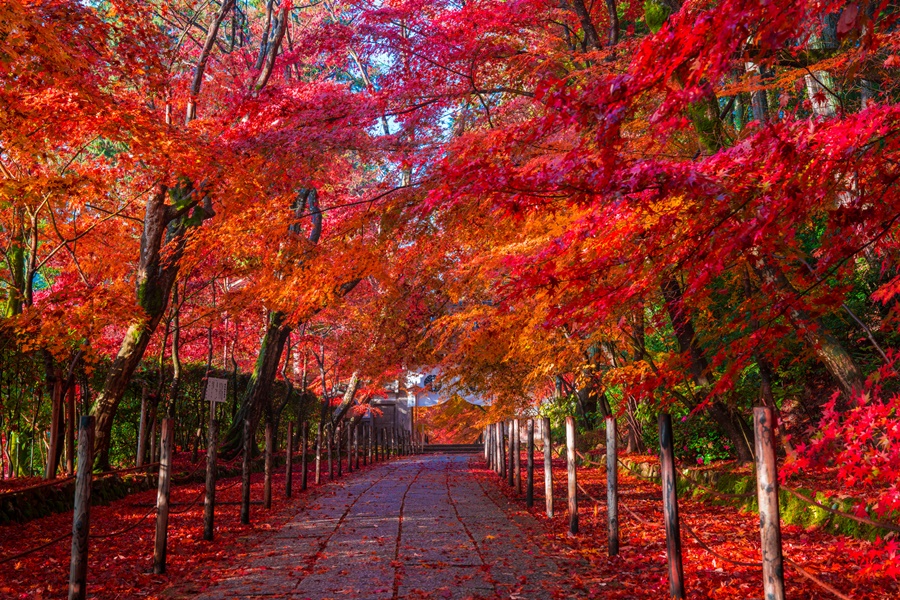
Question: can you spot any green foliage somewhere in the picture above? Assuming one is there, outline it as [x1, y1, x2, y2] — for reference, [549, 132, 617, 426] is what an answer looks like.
[640, 405, 733, 464]
[643, 0, 670, 33]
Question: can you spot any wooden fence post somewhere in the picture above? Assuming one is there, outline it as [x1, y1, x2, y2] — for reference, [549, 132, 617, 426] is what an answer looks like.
[301, 421, 308, 492]
[754, 406, 785, 600]
[484, 425, 489, 462]
[543, 416, 553, 518]
[526, 418, 535, 508]
[347, 424, 353, 473]
[327, 424, 333, 478]
[365, 423, 371, 465]
[337, 423, 343, 477]
[153, 418, 174, 574]
[659, 413, 685, 599]
[65, 384, 76, 475]
[285, 421, 294, 498]
[264, 420, 273, 509]
[606, 416, 619, 556]
[566, 416, 578, 535]
[514, 419, 522, 493]
[46, 380, 62, 479]
[355, 424, 361, 470]
[204, 419, 218, 541]
[241, 419, 251, 525]
[136, 388, 148, 468]
[150, 417, 158, 464]
[315, 421, 322, 485]
[487, 424, 493, 471]
[507, 420, 515, 488]
[497, 421, 506, 481]
[68, 416, 94, 600]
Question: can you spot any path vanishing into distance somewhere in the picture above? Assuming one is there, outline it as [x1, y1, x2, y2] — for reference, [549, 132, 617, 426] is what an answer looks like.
[189, 454, 576, 600]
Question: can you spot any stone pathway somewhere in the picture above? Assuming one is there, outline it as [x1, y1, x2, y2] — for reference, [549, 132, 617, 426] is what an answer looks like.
[193, 454, 570, 599]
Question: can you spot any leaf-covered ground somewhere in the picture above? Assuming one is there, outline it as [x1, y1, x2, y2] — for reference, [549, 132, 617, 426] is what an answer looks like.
[0, 453, 360, 599]
[475, 454, 899, 599]
[4, 450, 898, 599]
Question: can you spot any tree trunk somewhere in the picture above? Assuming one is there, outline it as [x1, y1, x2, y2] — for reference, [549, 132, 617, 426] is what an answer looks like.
[221, 310, 291, 457]
[753, 259, 864, 398]
[661, 276, 754, 462]
[91, 184, 200, 469]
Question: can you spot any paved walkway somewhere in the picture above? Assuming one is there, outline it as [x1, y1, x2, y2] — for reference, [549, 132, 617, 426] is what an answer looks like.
[194, 454, 568, 599]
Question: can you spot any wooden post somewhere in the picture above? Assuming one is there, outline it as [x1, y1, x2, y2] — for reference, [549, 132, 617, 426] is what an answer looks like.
[495, 423, 500, 475]
[754, 406, 785, 600]
[484, 425, 489, 461]
[372, 426, 378, 462]
[327, 424, 333, 478]
[507, 420, 515, 488]
[494, 422, 501, 475]
[486, 424, 493, 471]
[606, 416, 619, 556]
[542, 417, 553, 518]
[241, 419, 251, 525]
[285, 421, 293, 498]
[337, 423, 343, 477]
[365, 423, 370, 465]
[301, 421, 308, 492]
[136, 387, 148, 468]
[526, 419, 534, 508]
[68, 416, 94, 600]
[566, 416, 578, 535]
[315, 421, 322, 484]
[204, 419, 218, 541]
[46, 380, 62, 479]
[346, 424, 352, 473]
[355, 424, 361, 470]
[264, 420, 273, 509]
[391, 427, 396, 457]
[497, 421, 506, 481]
[513, 419, 521, 493]
[153, 418, 174, 574]
[658, 413, 685, 599]
[150, 417, 158, 464]
[65, 384, 75, 475]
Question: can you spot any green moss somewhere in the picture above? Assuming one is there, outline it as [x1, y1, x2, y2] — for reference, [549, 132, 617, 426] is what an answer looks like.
[644, 0, 671, 33]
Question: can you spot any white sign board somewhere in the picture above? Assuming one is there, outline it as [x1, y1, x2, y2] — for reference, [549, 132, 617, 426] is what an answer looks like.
[205, 377, 229, 403]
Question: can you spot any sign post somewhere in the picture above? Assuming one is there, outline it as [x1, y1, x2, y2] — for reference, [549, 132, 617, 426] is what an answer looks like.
[206, 377, 228, 422]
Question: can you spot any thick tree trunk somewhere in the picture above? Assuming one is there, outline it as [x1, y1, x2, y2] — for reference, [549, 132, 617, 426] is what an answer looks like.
[221, 310, 291, 457]
[91, 184, 198, 469]
[329, 372, 361, 426]
[570, 0, 602, 50]
[661, 276, 755, 462]
[753, 260, 864, 398]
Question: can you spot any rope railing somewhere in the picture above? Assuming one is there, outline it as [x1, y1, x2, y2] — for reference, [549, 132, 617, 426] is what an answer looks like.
[0, 464, 249, 565]
[781, 485, 900, 534]
[0, 462, 161, 499]
[89, 506, 157, 540]
[674, 466, 756, 500]
[0, 531, 73, 566]
[491, 418, 868, 600]
[167, 488, 207, 515]
[680, 517, 762, 568]
[623, 456, 900, 536]
[784, 556, 853, 600]
[171, 459, 208, 484]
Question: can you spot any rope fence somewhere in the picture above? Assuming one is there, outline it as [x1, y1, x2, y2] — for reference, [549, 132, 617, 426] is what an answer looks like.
[0, 462, 162, 500]
[482, 413, 888, 600]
